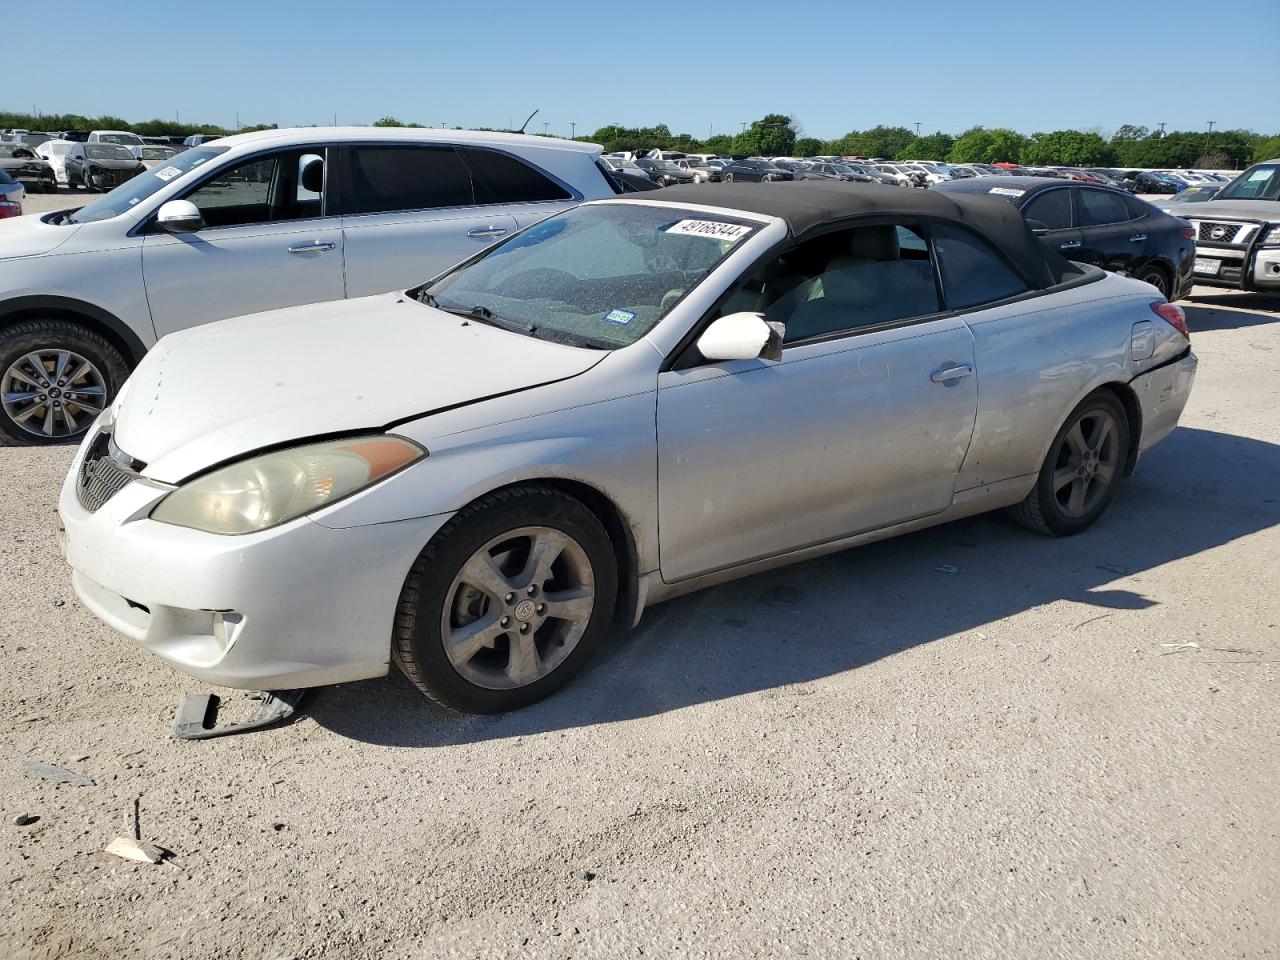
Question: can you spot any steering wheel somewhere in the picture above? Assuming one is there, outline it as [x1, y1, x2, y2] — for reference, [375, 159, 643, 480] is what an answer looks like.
[500, 268, 578, 296]
[659, 288, 686, 313]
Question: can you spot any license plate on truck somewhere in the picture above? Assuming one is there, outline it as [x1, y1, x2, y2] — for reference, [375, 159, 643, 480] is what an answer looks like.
[1194, 257, 1220, 275]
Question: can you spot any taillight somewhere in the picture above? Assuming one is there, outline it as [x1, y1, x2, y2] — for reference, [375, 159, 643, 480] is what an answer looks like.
[1150, 300, 1190, 340]
[0, 198, 22, 219]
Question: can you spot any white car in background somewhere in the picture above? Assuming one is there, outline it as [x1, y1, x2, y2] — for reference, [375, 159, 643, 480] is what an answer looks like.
[130, 143, 185, 169]
[87, 130, 144, 147]
[35, 139, 75, 185]
[0, 127, 615, 445]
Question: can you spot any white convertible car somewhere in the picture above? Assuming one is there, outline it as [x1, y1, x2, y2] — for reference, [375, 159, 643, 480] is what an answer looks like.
[58, 183, 1197, 713]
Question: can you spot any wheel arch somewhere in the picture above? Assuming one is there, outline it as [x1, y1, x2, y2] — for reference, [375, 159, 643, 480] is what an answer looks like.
[1097, 381, 1143, 477]
[0, 295, 148, 368]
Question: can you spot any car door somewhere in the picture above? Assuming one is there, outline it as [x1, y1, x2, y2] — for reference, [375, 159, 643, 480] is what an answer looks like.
[65, 145, 83, 184]
[142, 148, 345, 338]
[457, 145, 579, 231]
[337, 144, 519, 298]
[655, 223, 979, 582]
[1074, 187, 1144, 272]
[1020, 185, 1081, 259]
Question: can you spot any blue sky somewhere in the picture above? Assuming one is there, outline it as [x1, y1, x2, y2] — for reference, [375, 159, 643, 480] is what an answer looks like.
[7, 0, 1278, 138]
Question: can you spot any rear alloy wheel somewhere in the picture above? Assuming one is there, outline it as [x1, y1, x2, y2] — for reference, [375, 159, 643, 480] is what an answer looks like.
[1007, 390, 1129, 536]
[1135, 264, 1171, 298]
[723, 173, 734, 183]
[0, 320, 129, 446]
[393, 486, 617, 713]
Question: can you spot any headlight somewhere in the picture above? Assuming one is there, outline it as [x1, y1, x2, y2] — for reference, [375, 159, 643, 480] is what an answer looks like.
[1263, 225, 1280, 247]
[150, 436, 425, 535]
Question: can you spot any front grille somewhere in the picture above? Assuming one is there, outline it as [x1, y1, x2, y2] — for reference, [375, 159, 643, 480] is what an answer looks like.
[1198, 221, 1244, 244]
[76, 434, 137, 513]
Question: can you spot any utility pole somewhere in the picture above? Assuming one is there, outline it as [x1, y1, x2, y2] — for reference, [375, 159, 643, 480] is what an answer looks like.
[235, 112, 240, 131]
[570, 122, 576, 139]
[740, 122, 748, 133]
[1157, 121, 1166, 138]
[1205, 120, 1216, 155]
[543, 121, 550, 136]
[914, 122, 921, 136]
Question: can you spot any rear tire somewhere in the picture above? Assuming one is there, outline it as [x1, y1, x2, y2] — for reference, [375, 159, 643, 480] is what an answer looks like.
[1135, 263, 1171, 299]
[392, 485, 618, 713]
[1007, 390, 1129, 536]
[0, 319, 129, 446]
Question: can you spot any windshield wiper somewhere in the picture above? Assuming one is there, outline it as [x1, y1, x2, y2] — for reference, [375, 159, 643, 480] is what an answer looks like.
[416, 290, 535, 335]
[466, 304, 536, 335]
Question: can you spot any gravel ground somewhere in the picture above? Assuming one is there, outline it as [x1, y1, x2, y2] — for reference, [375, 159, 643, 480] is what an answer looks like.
[3, 187, 1279, 959]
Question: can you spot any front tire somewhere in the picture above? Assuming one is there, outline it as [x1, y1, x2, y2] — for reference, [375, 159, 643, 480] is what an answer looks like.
[1007, 390, 1129, 536]
[393, 486, 618, 713]
[0, 319, 129, 446]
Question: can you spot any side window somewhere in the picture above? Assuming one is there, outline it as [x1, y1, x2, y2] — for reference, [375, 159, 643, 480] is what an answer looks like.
[185, 156, 278, 228]
[932, 223, 1030, 310]
[1077, 188, 1132, 227]
[1022, 189, 1073, 230]
[342, 146, 474, 214]
[709, 224, 942, 345]
[461, 148, 572, 204]
[183, 149, 326, 229]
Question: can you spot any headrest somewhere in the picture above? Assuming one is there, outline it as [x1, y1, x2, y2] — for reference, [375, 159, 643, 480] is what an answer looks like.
[847, 225, 899, 262]
[300, 158, 324, 194]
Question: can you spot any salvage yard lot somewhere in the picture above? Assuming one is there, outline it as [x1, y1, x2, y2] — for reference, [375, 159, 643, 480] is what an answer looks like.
[3, 191, 1280, 959]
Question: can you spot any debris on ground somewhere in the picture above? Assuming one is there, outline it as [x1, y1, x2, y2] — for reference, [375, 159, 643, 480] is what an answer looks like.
[13, 814, 39, 827]
[21, 761, 94, 787]
[103, 837, 166, 864]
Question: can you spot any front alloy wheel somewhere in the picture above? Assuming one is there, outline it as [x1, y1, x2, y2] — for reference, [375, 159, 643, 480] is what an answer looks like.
[393, 486, 617, 712]
[0, 319, 128, 446]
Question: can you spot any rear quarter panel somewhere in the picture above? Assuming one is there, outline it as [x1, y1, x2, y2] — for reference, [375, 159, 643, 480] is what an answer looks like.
[956, 274, 1169, 491]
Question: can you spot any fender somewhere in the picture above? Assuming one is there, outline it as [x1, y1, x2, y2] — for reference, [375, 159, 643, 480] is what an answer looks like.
[0, 294, 150, 365]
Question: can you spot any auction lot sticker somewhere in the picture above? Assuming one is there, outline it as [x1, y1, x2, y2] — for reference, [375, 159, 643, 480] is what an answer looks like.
[665, 220, 754, 241]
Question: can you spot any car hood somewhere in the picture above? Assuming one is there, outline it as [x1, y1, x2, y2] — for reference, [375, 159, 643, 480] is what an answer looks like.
[0, 215, 80, 259]
[85, 158, 141, 169]
[113, 293, 607, 483]
[1165, 198, 1280, 221]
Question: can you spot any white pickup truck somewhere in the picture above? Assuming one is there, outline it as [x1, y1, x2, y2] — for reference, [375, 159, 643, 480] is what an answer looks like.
[1164, 159, 1280, 292]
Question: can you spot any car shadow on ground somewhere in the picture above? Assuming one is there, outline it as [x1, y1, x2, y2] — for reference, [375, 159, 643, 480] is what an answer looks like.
[308, 427, 1280, 748]
[1183, 292, 1280, 331]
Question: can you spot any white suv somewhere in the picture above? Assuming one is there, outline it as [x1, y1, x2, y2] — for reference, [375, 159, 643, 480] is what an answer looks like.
[0, 127, 613, 444]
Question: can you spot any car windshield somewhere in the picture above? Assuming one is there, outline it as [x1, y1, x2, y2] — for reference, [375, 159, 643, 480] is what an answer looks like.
[0, 145, 36, 159]
[84, 144, 134, 160]
[1216, 164, 1280, 201]
[67, 146, 229, 223]
[140, 147, 179, 159]
[414, 203, 761, 350]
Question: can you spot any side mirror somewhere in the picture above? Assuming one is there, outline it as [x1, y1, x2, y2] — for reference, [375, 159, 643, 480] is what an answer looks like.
[156, 199, 203, 233]
[697, 312, 785, 363]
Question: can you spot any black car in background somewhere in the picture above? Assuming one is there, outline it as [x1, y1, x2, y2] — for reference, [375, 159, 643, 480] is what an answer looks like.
[935, 175, 1195, 299]
[720, 159, 794, 183]
[783, 161, 877, 183]
[635, 158, 695, 186]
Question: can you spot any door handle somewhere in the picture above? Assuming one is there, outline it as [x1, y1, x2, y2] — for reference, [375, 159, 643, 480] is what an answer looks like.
[467, 227, 508, 239]
[931, 363, 974, 383]
[1059, 240, 1082, 249]
[1129, 234, 1147, 242]
[287, 241, 336, 254]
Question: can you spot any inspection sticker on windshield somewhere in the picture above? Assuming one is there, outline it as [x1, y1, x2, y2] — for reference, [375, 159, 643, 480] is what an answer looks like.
[988, 187, 1026, 197]
[153, 166, 183, 182]
[665, 219, 753, 242]
[603, 308, 636, 325]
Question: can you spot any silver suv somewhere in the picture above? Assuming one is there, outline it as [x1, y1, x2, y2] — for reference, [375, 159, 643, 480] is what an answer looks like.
[1165, 159, 1280, 291]
[0, 128, 614, 445]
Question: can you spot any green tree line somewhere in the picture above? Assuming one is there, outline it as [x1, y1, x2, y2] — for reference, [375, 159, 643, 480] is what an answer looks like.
[6, 109, 1277, 167]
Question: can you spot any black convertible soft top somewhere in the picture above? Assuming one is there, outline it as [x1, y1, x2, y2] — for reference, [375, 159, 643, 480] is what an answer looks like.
[623, 181, 1077, 288]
